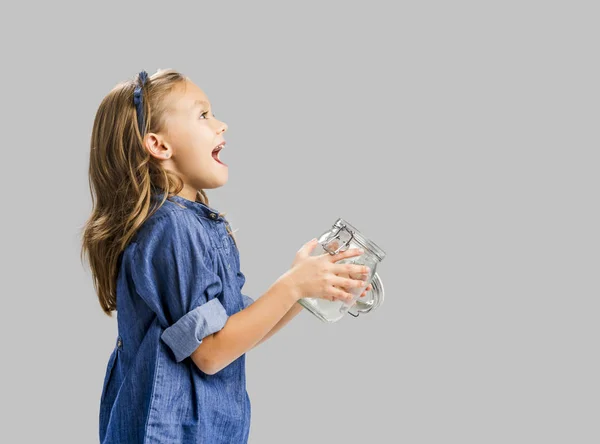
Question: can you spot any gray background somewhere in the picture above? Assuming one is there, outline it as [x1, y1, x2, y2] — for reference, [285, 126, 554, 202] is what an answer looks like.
[1, 1, 598, 442]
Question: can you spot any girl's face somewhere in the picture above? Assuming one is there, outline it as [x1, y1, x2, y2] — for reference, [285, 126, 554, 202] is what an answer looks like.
[146, 79, 229, 201]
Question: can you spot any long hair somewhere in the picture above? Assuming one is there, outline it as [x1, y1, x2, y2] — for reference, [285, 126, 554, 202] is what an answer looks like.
[80, 69, 238, 317]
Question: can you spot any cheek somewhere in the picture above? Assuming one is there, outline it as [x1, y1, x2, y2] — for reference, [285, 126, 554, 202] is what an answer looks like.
[166, 127, 190, 151]
[170, 122, 214, 157]
[173, 133, 209, 156]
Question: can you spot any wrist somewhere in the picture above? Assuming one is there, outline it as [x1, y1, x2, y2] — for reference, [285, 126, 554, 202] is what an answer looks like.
[276, 272, 303, 303]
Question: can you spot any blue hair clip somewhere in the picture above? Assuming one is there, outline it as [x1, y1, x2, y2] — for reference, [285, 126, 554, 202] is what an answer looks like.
[133, 71, 149, 136]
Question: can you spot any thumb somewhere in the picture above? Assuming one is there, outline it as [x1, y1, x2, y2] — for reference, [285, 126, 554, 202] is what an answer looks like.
[298, 238, 319, 255]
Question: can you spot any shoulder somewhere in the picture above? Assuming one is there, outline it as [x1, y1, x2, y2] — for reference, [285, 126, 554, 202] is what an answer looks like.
[131, 199, 213, 256]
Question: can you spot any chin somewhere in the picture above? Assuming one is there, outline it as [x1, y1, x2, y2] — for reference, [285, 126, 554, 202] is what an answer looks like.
[205, 175, 229, 190]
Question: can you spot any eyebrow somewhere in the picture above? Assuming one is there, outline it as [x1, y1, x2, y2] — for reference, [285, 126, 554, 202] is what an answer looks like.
[191, 100, 210, 110]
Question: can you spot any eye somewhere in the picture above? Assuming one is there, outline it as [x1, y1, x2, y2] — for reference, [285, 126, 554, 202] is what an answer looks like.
[199, 111, 216, 120]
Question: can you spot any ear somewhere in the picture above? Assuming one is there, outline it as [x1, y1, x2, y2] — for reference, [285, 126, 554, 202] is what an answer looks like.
[144, 133, 171, 160]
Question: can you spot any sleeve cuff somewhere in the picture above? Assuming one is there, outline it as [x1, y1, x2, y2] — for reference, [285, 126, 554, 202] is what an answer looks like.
[242, 294, 254, 309]
[160, 298, 229, 363]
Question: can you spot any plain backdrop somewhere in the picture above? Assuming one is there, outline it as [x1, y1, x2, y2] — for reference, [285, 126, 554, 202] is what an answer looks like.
[1, 1, 598, 443]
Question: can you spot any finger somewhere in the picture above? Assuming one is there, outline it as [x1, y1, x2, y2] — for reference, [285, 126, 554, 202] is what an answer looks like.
[333, 275, 367, 291]
[360, 284, 372, 297]
[335, 263, 370, 278]
[346, 270, 370, 280]
[327, 247, 364, 263]
[330, 286, 354, 303]
[298, 238, 319, 255]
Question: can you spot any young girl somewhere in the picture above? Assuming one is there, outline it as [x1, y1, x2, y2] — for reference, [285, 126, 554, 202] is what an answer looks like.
[81, 69, 372, 444]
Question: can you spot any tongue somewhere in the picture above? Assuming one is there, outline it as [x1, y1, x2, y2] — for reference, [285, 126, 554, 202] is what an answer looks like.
[212, 151, 226, 165]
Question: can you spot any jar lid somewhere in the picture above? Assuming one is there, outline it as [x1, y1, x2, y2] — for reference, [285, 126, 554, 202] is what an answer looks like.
[348, 272, 385, 317]
[334, 218, 386, 262]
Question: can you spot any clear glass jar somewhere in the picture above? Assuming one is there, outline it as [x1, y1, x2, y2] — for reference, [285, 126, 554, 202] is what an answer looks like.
[298, 218, 386, 323]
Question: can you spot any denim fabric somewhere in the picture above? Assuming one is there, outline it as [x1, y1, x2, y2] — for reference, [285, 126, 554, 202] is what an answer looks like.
[99, 194, 255, 443]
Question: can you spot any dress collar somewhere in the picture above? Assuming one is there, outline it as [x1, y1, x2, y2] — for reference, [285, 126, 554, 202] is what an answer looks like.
[153, 191, 224, 222]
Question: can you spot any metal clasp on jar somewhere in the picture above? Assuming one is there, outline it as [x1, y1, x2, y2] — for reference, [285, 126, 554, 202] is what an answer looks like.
[322, 223, 355, 255]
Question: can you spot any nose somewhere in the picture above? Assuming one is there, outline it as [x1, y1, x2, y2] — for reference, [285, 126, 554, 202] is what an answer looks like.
[217, 120, 227, 134]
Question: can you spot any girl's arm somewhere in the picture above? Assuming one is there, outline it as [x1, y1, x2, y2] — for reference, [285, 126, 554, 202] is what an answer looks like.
[250, 302, 304, 349]
[249, 283, 371, 349]
[191, 276, 300, 374]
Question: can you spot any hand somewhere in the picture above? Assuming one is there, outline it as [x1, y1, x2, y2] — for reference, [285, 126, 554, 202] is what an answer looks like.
[291, 239, 373, 301]
[283, 238, 370, 304]
[359, 283, 373, 298]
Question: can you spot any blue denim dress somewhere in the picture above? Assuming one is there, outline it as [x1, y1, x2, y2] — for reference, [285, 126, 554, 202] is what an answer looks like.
[99, 194, 254, 443]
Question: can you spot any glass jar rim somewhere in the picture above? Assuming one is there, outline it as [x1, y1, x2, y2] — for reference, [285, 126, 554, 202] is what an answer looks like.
[334, 218, 386, 262]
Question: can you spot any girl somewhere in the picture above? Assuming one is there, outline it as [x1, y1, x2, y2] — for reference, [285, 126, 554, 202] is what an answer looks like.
[81, 69, 372, 444]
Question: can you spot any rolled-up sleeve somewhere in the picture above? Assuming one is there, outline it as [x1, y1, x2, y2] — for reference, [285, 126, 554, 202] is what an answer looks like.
[161, 298, 228, 362]
[130, 210, 229, 363]
[236, 268, 255, 309]
[242, 294, 254, 309]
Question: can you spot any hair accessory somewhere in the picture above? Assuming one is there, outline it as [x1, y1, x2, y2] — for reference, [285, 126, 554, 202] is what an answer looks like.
[133, 71, 149, 136]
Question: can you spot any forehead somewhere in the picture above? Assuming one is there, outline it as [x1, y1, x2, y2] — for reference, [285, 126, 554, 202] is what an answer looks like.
[169, 80, 210, 113]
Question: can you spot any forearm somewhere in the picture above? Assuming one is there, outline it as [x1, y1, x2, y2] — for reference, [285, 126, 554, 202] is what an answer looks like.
[193, 275, 300, 374]
[252, 301, 304, 348]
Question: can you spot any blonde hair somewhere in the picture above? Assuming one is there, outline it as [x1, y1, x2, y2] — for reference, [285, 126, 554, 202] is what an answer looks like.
[80, 69, 237, 317]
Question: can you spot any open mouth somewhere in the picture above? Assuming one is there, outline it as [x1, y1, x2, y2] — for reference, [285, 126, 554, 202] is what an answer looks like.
[212, 142, 227, 166]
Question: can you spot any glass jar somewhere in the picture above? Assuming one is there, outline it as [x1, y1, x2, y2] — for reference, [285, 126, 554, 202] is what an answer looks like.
[298, 218, 386, 323]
